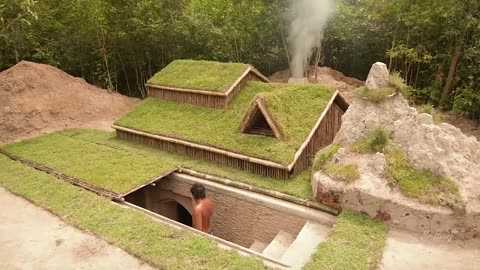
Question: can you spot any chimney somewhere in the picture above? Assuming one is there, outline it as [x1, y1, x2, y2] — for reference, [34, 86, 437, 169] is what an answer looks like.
[287, 77, 309, 84]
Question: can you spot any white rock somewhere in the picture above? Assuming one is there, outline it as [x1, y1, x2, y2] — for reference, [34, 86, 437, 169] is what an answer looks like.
[365, 62, 389, 90]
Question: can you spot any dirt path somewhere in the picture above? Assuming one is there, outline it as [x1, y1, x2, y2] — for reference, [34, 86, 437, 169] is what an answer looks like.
[0, 188, 156, 270]
[380, 229, 480, 270]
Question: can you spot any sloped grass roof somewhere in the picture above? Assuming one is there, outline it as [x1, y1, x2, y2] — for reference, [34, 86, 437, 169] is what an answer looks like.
[115, 82, 334, 165]
[147, 60, 250, 92]
[1, 132, 177, 194]
[1, 129, 314, 199]
[0, 155, 265, 270]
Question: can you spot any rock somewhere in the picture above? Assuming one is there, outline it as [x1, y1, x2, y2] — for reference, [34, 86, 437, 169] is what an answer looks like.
[371, 152, 386, 174]
[332, 147, 346, 162]
[365, 62, 389, 90]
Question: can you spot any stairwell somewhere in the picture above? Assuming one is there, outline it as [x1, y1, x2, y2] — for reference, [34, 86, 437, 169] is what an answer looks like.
[249, 221, 330, 269]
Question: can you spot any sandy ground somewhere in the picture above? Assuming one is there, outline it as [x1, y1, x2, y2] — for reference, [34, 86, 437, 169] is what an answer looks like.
[0, 188, 155, 270]
[381, 229, 480, 270]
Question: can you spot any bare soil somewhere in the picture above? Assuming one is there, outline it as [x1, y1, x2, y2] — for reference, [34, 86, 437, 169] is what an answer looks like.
[381, 229, 480, 270]
[0, 188, 155, 270]
[0, 61, 139, 144]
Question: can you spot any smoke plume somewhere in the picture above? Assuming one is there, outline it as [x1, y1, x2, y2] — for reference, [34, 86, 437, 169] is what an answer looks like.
[288, 0, 336, 78]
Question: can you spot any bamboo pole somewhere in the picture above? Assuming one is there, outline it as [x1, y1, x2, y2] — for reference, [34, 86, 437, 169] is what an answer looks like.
[146, 84, 226, 96]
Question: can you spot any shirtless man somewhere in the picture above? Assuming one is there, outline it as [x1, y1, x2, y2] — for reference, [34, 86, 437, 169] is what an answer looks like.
[190, 183, 213, 233]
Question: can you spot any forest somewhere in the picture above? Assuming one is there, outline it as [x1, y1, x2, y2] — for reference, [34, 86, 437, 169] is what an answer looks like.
[1, 0, 479, 120]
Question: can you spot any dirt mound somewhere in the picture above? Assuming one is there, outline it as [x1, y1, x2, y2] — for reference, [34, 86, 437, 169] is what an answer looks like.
[0, 61, 138, 143]
[269, 66, 364, 102]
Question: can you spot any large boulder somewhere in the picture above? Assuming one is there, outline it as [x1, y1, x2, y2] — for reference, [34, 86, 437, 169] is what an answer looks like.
[365, 62, 389, 90]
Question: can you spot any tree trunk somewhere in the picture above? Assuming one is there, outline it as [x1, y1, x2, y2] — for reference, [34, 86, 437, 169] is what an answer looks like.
[440, 35, 464, 106]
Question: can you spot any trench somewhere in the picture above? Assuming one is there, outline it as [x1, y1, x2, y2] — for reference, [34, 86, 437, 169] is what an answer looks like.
[122, 172, 335, 268]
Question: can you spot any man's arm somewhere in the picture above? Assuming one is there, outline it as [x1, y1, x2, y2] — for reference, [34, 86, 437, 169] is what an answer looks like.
[192, 206, 203, 231]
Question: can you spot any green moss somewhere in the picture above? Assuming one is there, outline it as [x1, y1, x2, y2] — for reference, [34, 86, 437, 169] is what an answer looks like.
[147, 60, 249, 91]
[303, 211, 387, 270]
[386, 149, 464, 211]
[2, 129, 314, 199]
[0, 155, 265, 270]
[324, 164, 360, 183]
[115, 82, 333, 165]
[312, 144, 342, 172]
[351, 128, 390, 154]
[355, 86, 396, 103]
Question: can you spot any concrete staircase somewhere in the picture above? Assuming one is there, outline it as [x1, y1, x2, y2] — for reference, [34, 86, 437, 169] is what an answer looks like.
[249, 221, 330, 269]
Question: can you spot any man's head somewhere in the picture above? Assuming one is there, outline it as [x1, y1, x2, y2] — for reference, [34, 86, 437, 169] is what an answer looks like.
[190, 183, 206, 201]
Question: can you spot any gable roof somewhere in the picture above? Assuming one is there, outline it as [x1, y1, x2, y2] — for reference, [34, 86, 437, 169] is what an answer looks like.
[147, 60, 269, 93]
[114, 81, 336, 165]
[240, 97, 283, 140]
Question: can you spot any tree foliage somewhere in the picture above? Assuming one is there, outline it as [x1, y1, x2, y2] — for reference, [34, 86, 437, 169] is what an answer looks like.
[0, 0, 479, 120]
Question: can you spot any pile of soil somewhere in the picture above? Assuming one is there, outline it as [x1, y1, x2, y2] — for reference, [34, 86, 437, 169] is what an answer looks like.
[269, 66, 364, 102]
[0, 61, 138, 144]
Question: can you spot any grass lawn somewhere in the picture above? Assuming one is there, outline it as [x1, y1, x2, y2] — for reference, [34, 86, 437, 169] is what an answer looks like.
[303, 211, 388, 270]
[0, 154, 265, 270]
[1, 129, 314, 199]
[115, 82, 333, 165]
[1, 132, 177, 195]
[147, 60, 249, 91]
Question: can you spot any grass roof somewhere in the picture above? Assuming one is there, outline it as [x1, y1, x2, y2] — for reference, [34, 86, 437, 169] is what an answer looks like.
[147, 60, 250, 92]
[115, 81, 334, 165]
[1, 132, 177, 194]
[1, 129, 314, 199]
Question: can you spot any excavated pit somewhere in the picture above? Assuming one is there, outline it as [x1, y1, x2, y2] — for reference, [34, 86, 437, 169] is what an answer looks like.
[123, 172, 335, 264]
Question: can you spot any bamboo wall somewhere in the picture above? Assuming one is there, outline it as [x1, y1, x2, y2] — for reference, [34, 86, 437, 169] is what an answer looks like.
[116, 97, 346, 179]
[291, 100, 345, 175]
[147, 73, 263, 109]
[147, 86, 226, 109]
[116, 130, 290, 179]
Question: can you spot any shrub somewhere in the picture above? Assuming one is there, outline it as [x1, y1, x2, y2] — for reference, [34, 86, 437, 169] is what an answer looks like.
[351, 128, 390, 154]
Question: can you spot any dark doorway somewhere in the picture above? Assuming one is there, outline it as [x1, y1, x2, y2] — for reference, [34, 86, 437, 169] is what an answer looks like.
[177, 203, 192, 227]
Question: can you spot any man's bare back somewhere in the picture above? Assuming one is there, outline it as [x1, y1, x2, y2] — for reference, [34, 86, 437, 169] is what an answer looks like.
[190, 183, 213, 233]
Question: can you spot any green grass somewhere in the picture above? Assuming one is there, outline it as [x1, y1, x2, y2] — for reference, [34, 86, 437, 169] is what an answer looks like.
[351, 128, 391, 154]
[147, 60, 249, 91]
[2, 132, 177, 194]
[2, 129, 314, 199]
[0, 154, 265, 270]
[115, 81, 333, 165]
[385, 149, 464, 212]
[303, 211, 388, 270]
[355, 86, 396, 103]
[324, 164, 360, 183]
[312, 144, 342, 172]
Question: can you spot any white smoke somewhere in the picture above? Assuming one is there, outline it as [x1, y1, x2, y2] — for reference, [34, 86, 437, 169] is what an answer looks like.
[288, 0, 336, 78]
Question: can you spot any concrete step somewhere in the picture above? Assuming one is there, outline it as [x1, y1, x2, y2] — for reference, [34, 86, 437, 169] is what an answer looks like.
[262, 231, 295, 260]
[249, 240, 268, 253]
[281, 221, 331, 269]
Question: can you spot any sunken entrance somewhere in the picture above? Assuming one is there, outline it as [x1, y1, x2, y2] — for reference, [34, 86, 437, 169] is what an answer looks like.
[122, 172, 334, 254]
